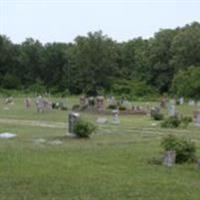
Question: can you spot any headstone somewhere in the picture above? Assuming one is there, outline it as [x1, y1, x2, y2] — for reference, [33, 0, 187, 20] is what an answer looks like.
[88, 97, 95, 108]
[145, 103, 150, 113]
[96, 96, 105, 112]
[160, 95, 168, 108]
[197, 160, 200, 168]
[5, 97, 14, 105]
[68, 112, 80, 134]
[36, 97, 52, 112]
[179, 97, 184, 105]
[0, 132, 16, 139]
[107, 96, 117, 106]
[80, 96, 87, 107]
[96, 117, 108, 124]
[196, 112, 200, 126]
[168, 104, 176, 117]
[25, 98, 32, 109]
[163, 151, 176, 167]
[188, 99, 195, 106]
[194, 110, 200, 125]
[112, 109, 120, 124]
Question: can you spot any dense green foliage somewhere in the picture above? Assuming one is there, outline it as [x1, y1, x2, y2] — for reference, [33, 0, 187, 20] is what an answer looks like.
[74, 120, 96, 138]
[161, 115, 192, 128]
[171, 67, 200, 99]
[152, 112, 164, 121]
[161, 135, 196, 163]
[0, 22, 200, 96]
[161, 116, 181, 128]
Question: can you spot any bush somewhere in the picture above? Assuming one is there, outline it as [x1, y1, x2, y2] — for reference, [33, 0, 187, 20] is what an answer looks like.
[161, 115, 192, 128]
[119, 105, 127, 111]
[152, 112, 164, 121]
[161, 116, 181, 128]
[181, 116, 193, 127]
[161, 135, 196, 163]
[107, 104, 118, 110]
[74, 120, 96, 138]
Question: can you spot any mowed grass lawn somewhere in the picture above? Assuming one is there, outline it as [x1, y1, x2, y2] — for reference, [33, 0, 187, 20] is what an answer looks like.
[0, 97, 200, 200]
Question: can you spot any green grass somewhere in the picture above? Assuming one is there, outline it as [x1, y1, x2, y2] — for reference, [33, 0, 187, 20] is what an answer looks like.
[0, 97, 200, 200]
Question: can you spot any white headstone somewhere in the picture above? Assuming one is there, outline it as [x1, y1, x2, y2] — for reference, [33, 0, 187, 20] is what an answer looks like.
[112, 109, 120, 124]
[0, 133, 16, 139]
[179, 97, 184, 105]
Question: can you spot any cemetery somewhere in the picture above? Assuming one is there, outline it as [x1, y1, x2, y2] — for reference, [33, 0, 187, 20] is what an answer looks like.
[0, 95, 200, 199]
[1, 1, 200, 198]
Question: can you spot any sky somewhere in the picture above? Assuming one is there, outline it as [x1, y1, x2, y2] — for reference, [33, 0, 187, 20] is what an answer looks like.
[0, 0, 200, 44]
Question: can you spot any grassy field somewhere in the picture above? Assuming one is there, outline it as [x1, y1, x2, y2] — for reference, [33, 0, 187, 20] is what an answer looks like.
[0, 97, 200, 200]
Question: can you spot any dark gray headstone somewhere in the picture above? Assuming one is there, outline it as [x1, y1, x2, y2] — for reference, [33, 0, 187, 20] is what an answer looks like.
[68, 112, 80, 134]
[163, 151, 176, 167]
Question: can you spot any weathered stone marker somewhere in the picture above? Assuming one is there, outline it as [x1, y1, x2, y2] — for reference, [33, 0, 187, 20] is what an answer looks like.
[168, 104, 176, 117]
[179, 97, 184, 105]
[112, 109, 120, 124]
[188, 99, 195, 106]
[68, 112, 80, 134]
[197, 111, 200, 127]
[163, 150, 176, 167]
[25, 98, 32, 109]
[96, 96, 105, 112]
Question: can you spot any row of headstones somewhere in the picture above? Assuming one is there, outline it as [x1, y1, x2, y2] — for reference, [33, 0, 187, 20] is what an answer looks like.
[80, 96, 148, 112]
[161, 96, 200, 108]
[24, 97, 52, 112]
[80, 96, 105, 111]
[152, 101, 200, 125]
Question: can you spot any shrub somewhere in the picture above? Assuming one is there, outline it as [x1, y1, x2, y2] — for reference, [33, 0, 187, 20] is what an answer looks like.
[119, 105, 127, 111]
[181, 116, 192, 127]
[161, 116, 181, 128]
[74, 120, 96, 138]
[161, 135, 196, 163]
[152, 112, 164, 121]
[107, 104, 118, 110]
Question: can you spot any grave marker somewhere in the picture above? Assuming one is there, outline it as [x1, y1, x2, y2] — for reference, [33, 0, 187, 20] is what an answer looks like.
[112, 109, 120, 124]
[68, 112, 80, 134]
[163, 151, 176, 167]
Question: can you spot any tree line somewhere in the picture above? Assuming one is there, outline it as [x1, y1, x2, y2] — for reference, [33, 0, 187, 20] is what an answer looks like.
[0, 22, 200, 98]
